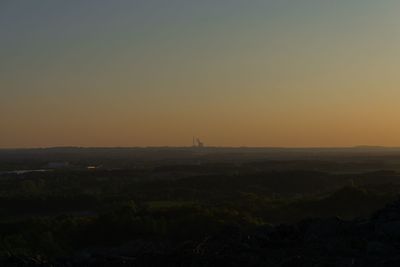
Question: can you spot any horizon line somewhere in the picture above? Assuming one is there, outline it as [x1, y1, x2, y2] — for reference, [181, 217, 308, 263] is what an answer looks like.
[0, 145, 399, 150]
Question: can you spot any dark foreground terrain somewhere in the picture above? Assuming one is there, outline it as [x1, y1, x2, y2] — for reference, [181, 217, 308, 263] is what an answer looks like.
[4, 200, 400, 267]
[2, 147, 400, 266]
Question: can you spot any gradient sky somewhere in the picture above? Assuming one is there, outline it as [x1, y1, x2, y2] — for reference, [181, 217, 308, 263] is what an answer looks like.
[2, 0, 400, 148]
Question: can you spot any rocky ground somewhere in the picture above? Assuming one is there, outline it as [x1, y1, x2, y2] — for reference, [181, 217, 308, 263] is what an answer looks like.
[4, 199, 400, 266]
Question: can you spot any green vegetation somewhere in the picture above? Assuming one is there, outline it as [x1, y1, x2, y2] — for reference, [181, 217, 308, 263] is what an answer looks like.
[0, 165, 397, 260]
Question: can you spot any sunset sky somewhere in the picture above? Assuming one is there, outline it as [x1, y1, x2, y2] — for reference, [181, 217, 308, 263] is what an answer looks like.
[2, 1, 400, 148]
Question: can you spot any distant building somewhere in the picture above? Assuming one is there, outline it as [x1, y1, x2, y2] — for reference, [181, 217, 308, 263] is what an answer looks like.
[87, 165, 102, 170]
[197, 138, 204, 147]
[192, 137, 205, 148]
[46, 162, 70, 169]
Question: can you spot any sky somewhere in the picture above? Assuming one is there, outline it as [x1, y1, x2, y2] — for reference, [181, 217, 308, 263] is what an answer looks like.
[2, 0, 400, 148]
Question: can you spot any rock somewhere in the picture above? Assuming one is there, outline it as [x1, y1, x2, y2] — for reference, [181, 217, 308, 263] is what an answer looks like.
[376, 221, 400, 238]
[301, 217, 347, 238]
[366, 241, 397, 256]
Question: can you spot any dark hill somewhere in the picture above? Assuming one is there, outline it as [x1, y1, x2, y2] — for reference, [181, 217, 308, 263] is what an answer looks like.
[4, 199, 400, 266]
